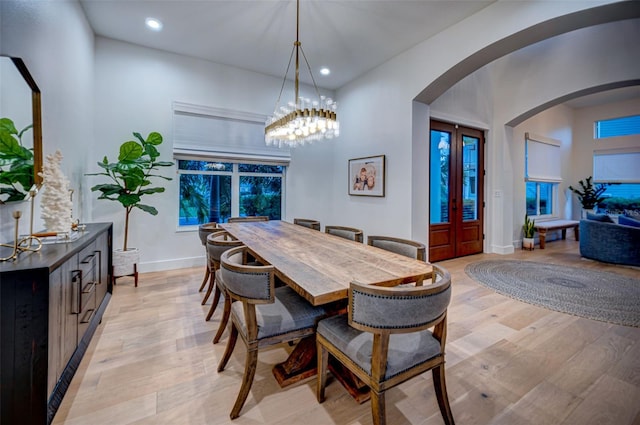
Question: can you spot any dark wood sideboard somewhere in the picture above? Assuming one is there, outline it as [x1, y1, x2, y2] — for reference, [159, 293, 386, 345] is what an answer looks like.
[0, 222, 113, 424]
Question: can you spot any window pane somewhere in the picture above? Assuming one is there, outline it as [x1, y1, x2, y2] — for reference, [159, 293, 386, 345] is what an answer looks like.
[598, 183, 640, 214]
[238, 163, 284, 173]
[526, 182, 537, 216]
[179, 174, 231, 225]
[539, 182, 553, 215]
[178, 160, 232, 172]
[462, 136, 478, 221]
[239, 176, 282, 220]
[595, 115, 640, 138]
[430, 130, 450, 224]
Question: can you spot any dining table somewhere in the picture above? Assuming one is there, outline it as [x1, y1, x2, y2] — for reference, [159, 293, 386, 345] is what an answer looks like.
[220, 220, 434, 402]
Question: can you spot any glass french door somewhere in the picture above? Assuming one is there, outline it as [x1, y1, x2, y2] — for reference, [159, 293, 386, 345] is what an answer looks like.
[429, 120, 484, 262]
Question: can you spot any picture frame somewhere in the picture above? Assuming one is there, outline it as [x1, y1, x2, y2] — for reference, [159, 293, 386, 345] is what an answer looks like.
[348, 155, 385, 197]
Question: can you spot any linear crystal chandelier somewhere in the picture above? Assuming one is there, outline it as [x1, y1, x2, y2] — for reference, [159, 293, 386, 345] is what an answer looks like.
[265, 0, 339, 148]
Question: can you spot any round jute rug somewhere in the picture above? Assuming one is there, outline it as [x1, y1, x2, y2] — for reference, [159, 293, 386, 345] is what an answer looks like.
[465, 260, 640, 327]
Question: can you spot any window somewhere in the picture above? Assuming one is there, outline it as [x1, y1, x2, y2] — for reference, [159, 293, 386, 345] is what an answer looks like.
[593, 150, 640, 215]
[595, 115, 640, 139]
[526, 181, 557, 217]
[177, 159, 284, 227]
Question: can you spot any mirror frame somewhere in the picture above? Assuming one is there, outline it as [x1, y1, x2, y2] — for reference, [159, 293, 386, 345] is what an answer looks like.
[1, 56, 43, 190]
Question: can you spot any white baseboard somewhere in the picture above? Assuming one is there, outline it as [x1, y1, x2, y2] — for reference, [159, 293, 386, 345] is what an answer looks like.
[493, 244, 515, 255]
[138, 256, 204, 273]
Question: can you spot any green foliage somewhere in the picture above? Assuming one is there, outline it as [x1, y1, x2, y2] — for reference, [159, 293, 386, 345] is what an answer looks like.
[523, 214, 536, 238]
[87, 131, 173, 250]
[0, 118, 34, 203]
[598, 197, 640, 214]
[569, 176, 609, 210]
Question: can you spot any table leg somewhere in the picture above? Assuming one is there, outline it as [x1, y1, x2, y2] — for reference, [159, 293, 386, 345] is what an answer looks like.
[538, 229, 547, 249]
[561, 229, 567, 240]
[574, 226, 580, 241]
[272, 336, 317, 387]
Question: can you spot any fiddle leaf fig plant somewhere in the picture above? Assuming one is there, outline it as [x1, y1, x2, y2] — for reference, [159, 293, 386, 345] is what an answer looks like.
[0, 118, 34, 203]
[87, 131, 173, 251]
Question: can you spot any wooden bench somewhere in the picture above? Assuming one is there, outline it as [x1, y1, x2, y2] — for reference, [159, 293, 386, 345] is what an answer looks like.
[534, 219, 580, 249]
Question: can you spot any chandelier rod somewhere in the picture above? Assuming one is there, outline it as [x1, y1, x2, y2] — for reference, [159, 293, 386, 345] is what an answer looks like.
[294, 0, 300, 104]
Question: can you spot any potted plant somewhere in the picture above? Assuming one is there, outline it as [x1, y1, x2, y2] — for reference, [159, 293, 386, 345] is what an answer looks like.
[522, 214, 536, 250]
[569, 176, 609, 217]
[87, 131, 173, 281]
[0, 118, 34, 203]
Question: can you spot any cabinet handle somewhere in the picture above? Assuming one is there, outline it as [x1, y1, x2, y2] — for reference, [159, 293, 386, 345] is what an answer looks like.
[81, 253, 95, 265]
[82, 281, 96, 294]
[71, 270, 81, 314]
[94, 250, 102, 284]
[80, 308, 95, 324]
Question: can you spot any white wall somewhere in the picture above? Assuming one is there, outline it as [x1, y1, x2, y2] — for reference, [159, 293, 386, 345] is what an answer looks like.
[0, 0, 94, 244]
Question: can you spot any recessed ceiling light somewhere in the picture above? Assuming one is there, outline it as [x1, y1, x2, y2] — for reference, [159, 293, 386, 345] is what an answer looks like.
[145, 17, 163, 31]
[319, 67, 331, 76]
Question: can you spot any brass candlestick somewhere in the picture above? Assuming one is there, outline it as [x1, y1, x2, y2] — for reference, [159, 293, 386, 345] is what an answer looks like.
[0, 190, 42, 262]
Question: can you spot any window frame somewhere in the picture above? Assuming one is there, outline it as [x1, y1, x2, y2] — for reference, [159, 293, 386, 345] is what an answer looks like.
[526, 180, 559, 219]
[176, 156, 286, 231]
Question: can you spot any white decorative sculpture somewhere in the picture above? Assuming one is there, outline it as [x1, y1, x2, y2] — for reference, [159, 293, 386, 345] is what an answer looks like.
[39, 150, 73, 233]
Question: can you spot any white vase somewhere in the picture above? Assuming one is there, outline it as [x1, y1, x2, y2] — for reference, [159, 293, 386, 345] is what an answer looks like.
[581, 208, 595, 219]
[522, 237, 535, 250]
[113, 248, 139, 277]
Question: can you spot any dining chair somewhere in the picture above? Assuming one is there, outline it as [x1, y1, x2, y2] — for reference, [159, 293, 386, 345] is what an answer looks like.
[324, 225, 364, 243]
[316, 265, 454, 425]
[203, 231, 243, 330]
[367, 235, 426, 261]
[227, 216, 269, 223]
[293, 218, 321, 231]
[197, 222, 220, 292]
[217, 245, 327, 419]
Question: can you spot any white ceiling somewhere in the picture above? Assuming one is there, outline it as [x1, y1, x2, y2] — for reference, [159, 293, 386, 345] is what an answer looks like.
[79, 0, 494, 90]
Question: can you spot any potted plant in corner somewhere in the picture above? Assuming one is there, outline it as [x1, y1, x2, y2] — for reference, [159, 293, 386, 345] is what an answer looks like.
[569, 176, 609, 218]
[522, 214, 536, 250]
[87, 131, 173, 285]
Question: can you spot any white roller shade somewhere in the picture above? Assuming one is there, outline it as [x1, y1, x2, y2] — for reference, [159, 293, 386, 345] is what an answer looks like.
[594, 150, 640, 183]
[525, 132, 562, 182]
[172, 102, 291, 163]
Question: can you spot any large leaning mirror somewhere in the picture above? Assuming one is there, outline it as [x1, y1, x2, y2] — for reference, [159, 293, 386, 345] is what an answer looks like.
[0, 55, 43, 203]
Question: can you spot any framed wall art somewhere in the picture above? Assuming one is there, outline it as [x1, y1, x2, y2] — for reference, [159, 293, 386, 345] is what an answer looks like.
[348, 155, 385, 197]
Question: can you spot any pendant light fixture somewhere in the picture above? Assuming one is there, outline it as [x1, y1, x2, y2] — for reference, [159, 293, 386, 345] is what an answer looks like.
[265, 0, 339, 148]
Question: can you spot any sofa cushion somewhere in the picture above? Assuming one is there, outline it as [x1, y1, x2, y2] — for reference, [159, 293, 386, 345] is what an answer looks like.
[619, 215, 640, 228]
[586, 212, 613, 223]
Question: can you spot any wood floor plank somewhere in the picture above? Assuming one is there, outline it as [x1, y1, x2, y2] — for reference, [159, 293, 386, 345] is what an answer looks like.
[53, 239, 640, 424]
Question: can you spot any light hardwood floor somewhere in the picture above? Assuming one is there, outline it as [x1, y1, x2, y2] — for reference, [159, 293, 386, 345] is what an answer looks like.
[53, 239, 640, 425]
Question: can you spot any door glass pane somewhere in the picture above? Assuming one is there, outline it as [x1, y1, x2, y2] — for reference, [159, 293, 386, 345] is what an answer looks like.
[430, 130, 451, 224]
[239, 176, 282, 220]
[179, 174, 231, 225]
[462, 136, 479, 221]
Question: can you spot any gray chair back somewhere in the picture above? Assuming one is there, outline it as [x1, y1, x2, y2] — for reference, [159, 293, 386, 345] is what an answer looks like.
[348, 265, 451, 334]
[367, 235, 426, 261]
[219, 246, 275, 303]
[325, 225, 364, 243]
[227, 216, 269, 223]
[207, 231, 243, 268]
[293, 218, 321, 231]
[198, 222, 219, 245]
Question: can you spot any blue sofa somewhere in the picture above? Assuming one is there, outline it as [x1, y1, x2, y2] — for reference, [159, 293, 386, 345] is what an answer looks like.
[579, 219, 640, 267]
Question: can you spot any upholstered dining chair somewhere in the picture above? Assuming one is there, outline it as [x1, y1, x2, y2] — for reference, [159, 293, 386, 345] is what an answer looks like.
[227, 216, 269, 223]
[293, 218, 321, 231]
[367, 235, 426, 261]
[324, 225, 364, 243]
[203, 231, 243, 332]
[197, 222, 219, 292]
[316, 265, 454, 425]
[217, 246, 327, 419]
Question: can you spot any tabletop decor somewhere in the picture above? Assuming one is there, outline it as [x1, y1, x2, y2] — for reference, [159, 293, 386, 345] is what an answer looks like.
[348, 154, 385, 197]
[465, 260, 640, 327]
[39, 150, 73, 232]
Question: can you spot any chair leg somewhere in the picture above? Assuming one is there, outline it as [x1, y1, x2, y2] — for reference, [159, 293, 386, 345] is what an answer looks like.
[217, 322, 238, 372]
[432, 365, 455, 425]
[317, 343, 328, 402]
[230, 348, 258, 419]
[205, 285, 221, 321]
[201, 269, 215, 305]
[198, 266, 210, 292]
[370, 390, 386, 425]
[213, 295, 232, 344]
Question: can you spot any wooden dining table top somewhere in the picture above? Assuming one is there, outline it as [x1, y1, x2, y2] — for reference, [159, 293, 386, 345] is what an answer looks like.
[221, 220, 433, 306]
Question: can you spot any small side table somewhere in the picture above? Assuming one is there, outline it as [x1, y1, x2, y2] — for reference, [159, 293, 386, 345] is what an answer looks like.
[534, 220, 580, 249]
